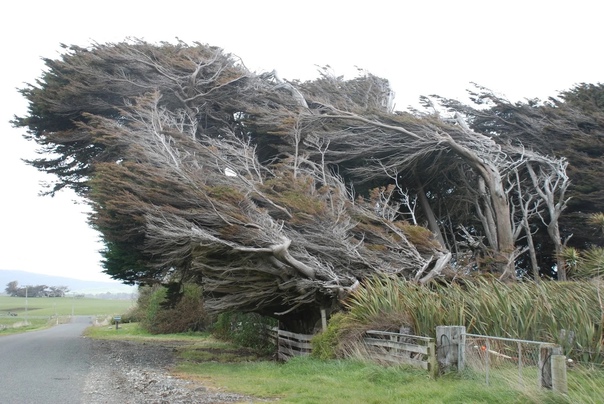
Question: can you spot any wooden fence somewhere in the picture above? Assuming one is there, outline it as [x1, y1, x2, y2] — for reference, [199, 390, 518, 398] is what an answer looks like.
[266, 326, 313, 361]
[264, 324, 567, 396]
[266, 326, 437, 376]
[363, 330, 438, 377]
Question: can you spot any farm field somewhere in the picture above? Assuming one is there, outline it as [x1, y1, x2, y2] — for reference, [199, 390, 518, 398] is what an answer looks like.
[0, 296, 134, 334]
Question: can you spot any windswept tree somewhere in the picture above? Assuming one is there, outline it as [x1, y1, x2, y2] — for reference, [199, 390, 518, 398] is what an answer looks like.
[5, 281, 19, 296]
[437, 84, 604, 279]
[14, 40, 571, 331]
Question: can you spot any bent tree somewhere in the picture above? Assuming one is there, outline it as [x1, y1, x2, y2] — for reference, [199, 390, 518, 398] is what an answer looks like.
[14, 40, 569, 331]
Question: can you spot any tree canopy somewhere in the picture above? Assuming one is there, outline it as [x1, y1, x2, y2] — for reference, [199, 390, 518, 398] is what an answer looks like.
[14, 40, 600, 331]
[5, 281, 69, 297]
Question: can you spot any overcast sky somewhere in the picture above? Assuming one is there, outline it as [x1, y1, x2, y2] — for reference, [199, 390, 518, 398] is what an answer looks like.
[0, 1, 602, 282]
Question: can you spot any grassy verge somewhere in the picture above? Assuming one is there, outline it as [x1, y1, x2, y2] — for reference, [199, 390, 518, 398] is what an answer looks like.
[84, 322, 574, 404]
[177, 357, 557, 404]
[84, 322, 212, 342]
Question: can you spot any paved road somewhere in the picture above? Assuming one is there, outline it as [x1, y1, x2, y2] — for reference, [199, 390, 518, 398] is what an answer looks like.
[0, 316, 94, 404]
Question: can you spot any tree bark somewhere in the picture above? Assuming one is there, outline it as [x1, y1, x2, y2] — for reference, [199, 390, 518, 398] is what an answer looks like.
[416, 181, 446, 248]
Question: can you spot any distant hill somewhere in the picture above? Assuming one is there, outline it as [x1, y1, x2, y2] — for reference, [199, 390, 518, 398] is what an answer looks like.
[0, 269, 136, 296]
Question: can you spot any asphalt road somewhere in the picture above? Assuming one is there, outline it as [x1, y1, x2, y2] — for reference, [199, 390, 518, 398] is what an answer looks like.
[0, 316, 94, 404]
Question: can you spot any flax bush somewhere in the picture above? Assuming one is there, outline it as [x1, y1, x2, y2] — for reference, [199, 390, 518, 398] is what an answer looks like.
[341, 276, 604, 362]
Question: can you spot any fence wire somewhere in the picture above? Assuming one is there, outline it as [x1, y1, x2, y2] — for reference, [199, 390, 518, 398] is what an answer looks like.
[464, 334, 544, 389]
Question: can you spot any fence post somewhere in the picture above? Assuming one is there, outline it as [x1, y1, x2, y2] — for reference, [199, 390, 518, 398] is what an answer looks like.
[436, 326, 466, 373]
[428, 339, 438, 379]
[538, 344, 562, 389]
[320, 308, 327, 332]
[551, 354, 568, 394]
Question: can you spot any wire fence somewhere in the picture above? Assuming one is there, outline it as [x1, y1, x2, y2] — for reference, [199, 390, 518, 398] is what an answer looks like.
[463, 333, 547, 389]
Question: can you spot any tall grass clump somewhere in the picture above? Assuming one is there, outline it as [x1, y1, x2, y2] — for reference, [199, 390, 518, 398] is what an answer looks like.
[340, 276, 604, 362]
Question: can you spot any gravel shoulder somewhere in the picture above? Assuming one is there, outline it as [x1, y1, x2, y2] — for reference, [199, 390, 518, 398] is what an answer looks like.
[82, 338, 263, 404]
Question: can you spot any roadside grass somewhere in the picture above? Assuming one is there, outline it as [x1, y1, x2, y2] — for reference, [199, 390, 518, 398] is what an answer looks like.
[84, 322, 213, 342]
[0, 296, 134, 335]
[85, 322, 569, 404]
[176, 356, 560, 404]
[0, 317, 52, 335]
[84, 322, 259, 361]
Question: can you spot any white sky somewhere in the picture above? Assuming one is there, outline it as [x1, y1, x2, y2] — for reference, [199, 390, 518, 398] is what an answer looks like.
[0, 0, 602, 282]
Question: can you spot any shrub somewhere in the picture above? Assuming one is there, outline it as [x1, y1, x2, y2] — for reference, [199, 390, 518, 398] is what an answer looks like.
[311, 312, 348, 360]
[137, 283, 208, 334]
[212, 311, 277, 355]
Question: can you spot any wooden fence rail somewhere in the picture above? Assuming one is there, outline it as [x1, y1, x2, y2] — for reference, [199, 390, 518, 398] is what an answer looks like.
[364, 330, 438, 377]
[266, 326, 313, 361]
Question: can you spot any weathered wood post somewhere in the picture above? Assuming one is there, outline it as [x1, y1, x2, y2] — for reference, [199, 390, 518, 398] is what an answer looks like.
[551, 354, 568, 394]
[320, 308, 327, 332]
[436, 326, 466, 373]
[427, 339, 438, 379]
[538, 344, 563, 389]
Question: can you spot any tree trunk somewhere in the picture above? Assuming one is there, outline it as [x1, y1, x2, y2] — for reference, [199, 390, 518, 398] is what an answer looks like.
[549, 222, 567, 281]
[416, 182, 446, 248]
[443, 132, 516, 281]
[491, 188, 516, 281]
[524, 218, 540, 282]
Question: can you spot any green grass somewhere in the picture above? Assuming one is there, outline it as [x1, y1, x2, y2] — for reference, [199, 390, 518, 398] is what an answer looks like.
[177, 356, 559, 404]
[0, 295, 134, 316]
[0, 295, 134, 335]
[84, 322, 212, 342]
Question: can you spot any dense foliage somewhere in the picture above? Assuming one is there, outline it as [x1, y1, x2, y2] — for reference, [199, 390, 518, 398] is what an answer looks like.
[131, 283, 207, 334]
[435, 84, 604, 276]
[212, 311, 277, 355]
[13, 39, 602, 331]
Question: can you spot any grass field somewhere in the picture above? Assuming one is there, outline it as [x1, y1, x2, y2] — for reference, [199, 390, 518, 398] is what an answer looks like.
[0, 295, 134, 335]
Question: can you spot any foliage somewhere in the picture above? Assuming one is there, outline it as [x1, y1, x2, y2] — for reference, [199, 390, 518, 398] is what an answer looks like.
[211, 311, 276, 355]
[4, 281, 69, 297]
[13, 39, 593, 332]
[443, 83, 604, 275]
[588, 213, 604, 235]
[561, 213, 604, 280]
[563, 247, 604, 280]
[342, 276, 604, 362]
[310, 312, 348, 360]
[136, 283, 208, 334]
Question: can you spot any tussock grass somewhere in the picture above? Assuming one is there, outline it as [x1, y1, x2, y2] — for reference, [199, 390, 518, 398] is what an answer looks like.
[342, 277, 604, 362]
